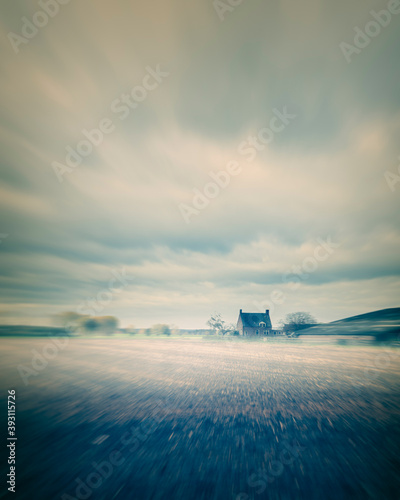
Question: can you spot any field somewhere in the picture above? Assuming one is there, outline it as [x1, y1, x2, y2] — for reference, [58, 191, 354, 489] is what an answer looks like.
[1, 337, 400, 499]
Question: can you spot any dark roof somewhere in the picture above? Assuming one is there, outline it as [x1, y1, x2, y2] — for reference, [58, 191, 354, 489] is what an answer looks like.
[239, 311, 272, 328]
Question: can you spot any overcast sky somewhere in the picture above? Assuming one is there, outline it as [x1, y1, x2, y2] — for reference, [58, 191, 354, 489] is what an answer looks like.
[0, 0, 399, 328]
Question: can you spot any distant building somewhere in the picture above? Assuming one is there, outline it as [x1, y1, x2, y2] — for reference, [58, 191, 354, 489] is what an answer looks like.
[236, 309, 284, 336]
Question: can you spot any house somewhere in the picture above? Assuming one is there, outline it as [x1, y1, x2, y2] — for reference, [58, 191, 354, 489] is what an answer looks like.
[236, 309, 284, 336]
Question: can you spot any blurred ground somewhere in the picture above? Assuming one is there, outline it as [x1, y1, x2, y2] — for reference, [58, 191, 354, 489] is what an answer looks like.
[0, 338, 400, 500]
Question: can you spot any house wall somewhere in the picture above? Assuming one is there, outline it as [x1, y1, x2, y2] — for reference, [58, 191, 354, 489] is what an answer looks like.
[237, 316, 244, 335]
[236, 311, 284, 336]
[241, 328, 284, 336]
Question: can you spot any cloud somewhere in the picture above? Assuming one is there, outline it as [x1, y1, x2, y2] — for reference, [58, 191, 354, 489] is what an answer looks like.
[0, 0, 399, 327]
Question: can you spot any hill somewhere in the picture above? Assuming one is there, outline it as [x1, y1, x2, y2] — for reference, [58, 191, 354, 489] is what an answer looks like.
[298, 308, 400, 339]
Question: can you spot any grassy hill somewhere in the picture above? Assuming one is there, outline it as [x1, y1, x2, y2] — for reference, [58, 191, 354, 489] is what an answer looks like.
[298, 308, 400, 339]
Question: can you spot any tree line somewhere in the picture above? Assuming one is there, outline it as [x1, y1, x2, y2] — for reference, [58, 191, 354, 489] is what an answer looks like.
[53, 312, 175, 336]
[54, 310, 317, 336]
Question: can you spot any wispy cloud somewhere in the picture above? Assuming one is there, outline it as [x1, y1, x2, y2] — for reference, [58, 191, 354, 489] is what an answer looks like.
[0, 0, 399, 327]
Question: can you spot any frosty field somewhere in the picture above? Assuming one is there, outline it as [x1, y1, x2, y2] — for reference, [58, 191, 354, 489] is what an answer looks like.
[1, 337, 400, 500]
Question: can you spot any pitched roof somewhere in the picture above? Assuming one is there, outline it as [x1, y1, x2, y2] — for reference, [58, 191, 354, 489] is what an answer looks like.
[239, 311, 272, 328]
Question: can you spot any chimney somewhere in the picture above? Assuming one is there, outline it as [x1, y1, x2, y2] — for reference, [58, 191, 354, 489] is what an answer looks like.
[266, 310, 269, 315]
[240, 309, 242, 313]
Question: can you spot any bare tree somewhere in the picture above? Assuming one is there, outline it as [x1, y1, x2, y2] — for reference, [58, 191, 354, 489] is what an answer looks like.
[207, 314, 237, 335]
[280, 312, 317, 334]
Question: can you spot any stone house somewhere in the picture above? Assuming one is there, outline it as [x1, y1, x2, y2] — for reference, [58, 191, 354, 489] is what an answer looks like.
[236, 309, 283, 336]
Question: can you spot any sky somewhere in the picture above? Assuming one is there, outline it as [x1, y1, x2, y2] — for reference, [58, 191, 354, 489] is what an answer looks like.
[0, 0, 399, 328]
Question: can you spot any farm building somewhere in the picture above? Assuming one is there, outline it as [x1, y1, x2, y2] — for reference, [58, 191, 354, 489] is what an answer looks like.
[237, 309, 284, 336]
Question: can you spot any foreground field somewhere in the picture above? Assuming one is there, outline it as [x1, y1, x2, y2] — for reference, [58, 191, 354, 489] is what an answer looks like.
[1, 338, 400, 500]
